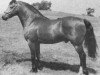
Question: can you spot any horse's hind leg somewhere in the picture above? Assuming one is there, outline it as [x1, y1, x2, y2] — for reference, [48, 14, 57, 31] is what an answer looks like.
[73, 44, 88, 75]
[28, 40, 38, 72]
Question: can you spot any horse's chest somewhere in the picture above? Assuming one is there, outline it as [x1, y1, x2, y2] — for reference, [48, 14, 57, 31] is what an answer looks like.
[24, 26, 38, 41]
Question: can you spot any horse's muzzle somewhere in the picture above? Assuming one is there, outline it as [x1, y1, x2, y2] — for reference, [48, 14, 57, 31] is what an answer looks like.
[2, 15, 8, 21]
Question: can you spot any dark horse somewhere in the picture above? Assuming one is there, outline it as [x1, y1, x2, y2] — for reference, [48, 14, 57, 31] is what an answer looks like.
[2, 0, 97, 75]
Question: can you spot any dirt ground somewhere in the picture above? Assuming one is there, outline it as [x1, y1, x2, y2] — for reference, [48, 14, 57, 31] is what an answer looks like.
[0, 11, 100, 75]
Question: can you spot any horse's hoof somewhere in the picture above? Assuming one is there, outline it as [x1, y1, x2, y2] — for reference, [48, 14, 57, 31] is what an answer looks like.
[37, 63, 43, 70]
[83, 70, 89, 75]
[30, 68, 38, 73]
[38, 65, 43, 70]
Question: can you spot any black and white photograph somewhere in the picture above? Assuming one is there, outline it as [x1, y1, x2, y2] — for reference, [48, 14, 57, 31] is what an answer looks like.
[0, 0, 100, 75]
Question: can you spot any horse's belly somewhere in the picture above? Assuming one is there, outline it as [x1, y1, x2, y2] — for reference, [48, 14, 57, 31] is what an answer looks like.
[38, 27, 67, 43]
[38, 37, 65, 44]
[38, 32, 66, 44]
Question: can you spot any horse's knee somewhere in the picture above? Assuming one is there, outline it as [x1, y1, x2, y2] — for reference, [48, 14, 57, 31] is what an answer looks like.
[80, 51, 86, 59]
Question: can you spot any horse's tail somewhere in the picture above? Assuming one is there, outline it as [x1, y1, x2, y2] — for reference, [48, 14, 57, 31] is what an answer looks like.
[84, 19, 97, 58]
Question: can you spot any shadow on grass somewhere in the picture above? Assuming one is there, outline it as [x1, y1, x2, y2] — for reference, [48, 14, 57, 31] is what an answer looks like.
[16, 58, 96, 74]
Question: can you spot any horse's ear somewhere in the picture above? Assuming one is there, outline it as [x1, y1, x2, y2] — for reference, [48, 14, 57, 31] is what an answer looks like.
[12, 0, 16, 3]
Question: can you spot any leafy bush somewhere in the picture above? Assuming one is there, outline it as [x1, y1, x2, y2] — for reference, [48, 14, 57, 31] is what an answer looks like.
[86, 8, 95, 17]
[32, 0, 52, 10]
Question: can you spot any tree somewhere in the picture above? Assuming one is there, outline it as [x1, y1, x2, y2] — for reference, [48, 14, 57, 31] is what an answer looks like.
[86, 8, 95, 17]
[32, 0, 52, 10]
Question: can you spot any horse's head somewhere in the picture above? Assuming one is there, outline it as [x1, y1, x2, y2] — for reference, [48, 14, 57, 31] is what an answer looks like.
[2, 0, 19, 20]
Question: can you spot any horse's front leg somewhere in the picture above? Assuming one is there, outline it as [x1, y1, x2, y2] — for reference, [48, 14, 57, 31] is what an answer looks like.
[35, 42, 43, 70]
[28, 40, 38, 72]
[74, 45, 89, 75]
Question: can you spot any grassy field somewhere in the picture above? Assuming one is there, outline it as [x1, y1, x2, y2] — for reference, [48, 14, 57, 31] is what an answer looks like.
[0, 11, 100, 75]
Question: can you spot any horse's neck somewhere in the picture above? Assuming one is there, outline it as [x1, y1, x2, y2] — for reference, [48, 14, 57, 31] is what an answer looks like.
[18, 6, 47, 28]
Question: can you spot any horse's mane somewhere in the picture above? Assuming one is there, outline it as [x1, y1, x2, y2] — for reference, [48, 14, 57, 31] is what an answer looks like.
[17, 1, 44, 16]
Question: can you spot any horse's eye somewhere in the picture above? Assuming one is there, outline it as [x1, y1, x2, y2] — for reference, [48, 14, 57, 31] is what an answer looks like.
[10, 6, 14, 9]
